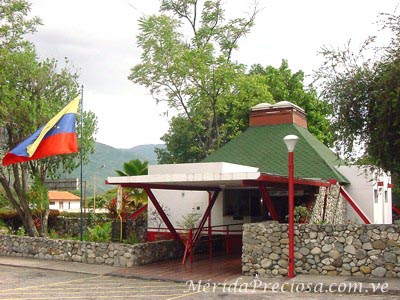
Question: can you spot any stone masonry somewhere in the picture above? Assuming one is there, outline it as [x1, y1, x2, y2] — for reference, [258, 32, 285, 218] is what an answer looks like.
[310, 184, 347, 225]
[242, 221, 400, 278]
[0, 235, 183, 267]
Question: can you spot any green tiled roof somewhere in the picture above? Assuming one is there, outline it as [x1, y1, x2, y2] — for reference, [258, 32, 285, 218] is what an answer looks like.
[203, 124, 349, 184]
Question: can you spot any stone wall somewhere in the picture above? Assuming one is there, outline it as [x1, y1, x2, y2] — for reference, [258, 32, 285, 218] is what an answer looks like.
[242, 221, 400, 278]
[0, 235, 183, 267]
[310, 184, 347, 224]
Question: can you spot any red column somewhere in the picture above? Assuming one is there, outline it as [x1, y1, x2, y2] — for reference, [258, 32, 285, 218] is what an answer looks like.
[288, 151, 295, 279]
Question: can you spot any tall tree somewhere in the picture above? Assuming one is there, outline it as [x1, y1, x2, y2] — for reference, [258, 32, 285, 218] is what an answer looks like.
[0, 0, 97, 236]
[249, 60, 333, 146]
[130, 0, 263, 161]
[314, 12, 400, 178]
[157, 60, 332, 163]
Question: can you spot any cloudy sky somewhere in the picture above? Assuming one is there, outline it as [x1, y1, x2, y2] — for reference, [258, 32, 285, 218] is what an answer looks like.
[28, 0, 399, 149]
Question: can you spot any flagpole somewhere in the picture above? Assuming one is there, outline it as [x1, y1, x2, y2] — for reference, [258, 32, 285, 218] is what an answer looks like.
[79, 85, 84, 241]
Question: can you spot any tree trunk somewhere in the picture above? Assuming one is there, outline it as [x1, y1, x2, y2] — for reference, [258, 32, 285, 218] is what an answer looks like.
[0, 166, 40, 237]
[41, 209, 49, 237]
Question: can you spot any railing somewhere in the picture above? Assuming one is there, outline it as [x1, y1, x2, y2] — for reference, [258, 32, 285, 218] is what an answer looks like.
[182, 223, 243, 264]
[148, 223, 243, 265]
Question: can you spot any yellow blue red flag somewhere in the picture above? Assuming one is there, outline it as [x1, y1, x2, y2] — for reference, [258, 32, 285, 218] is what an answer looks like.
[2, 96, 80, 166]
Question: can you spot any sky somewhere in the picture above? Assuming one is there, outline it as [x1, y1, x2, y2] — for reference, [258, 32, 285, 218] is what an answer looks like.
[28, 0, 399, 149]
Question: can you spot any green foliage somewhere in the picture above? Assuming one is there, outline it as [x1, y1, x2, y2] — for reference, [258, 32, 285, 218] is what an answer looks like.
[112, 159, 148, 209]
[294, 206, 310, 223]
[86, 194, 108, 210]
[130, 0, 260, 163]
[315, 12, 400, 179]
[176, 212, 201, 232]
[0, 208, 59, 234]
[0, 208, 22, 233]
[84, 222, 112, 242]
[157, 60, 333, 162]
[115, 159, 148, 176]
[28, 176, 49, 209]
[0, 0, 97, 237]
[123, 233, 140, 245]
[85, 212, 108, 224]
[16, 226, 26, 236]
[249, 61, 333, 146]
[313, 219, 329, 225]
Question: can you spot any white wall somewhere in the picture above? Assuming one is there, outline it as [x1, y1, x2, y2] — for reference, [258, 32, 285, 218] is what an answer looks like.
[49, 200, 81, 212]
[147, 190, 209, 230]
[147, 189, 245, 234]
[336, 166, 392, 224]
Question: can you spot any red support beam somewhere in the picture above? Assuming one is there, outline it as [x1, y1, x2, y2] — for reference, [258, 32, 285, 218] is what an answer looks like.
[191, 190, 220, 250]
[259, 183, 279, 221]
[393, 205, 400, 216]
[243, 174, 331, 188]
[182, 228, 193, 265]
[144, 187, 185, 248]
[129, 204, 148, 220]
[339, 186, 371, 224]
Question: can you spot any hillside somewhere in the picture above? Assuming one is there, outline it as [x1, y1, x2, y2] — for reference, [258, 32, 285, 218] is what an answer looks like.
[69, 143, 164, 196]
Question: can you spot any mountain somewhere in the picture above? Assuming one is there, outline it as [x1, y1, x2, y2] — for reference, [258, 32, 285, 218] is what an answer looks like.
[69, 143, 164, 196]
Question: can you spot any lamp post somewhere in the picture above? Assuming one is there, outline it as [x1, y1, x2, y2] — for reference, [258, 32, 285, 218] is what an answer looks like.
[93, 164, 105, 211]
[283, 134, 299, 279]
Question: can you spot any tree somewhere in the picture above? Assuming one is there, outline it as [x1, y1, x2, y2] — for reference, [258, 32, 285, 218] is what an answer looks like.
[249, 60, 333, 146]
[157, 60, 332, 163]
[115, 159, 148, 177]
[114, 159, 148, 209]
[130, 0, 263, 161]
[314, 12, 400, 178]
[0, 0, 97, 237]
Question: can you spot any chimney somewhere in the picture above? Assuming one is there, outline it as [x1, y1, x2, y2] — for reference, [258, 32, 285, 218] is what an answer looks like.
[249, 101, 307, 128]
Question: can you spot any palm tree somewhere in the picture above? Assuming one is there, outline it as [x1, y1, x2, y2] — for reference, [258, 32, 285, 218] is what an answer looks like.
[115, 159, 149, 210]
[115, 159, 148, 177]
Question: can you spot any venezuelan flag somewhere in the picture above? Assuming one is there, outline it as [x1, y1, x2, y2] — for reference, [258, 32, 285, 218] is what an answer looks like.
[2, 96, 80, 166]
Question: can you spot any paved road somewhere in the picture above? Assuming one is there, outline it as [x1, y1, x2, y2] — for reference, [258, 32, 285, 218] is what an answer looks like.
[0, 265, 398, 300]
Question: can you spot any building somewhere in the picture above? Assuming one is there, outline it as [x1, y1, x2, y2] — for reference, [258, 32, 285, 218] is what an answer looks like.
[106, 101, 392, 257]
[48, 190, 81, 212]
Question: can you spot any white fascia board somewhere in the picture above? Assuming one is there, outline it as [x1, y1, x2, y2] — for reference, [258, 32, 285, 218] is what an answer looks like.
[148, 162, 259, 175]
[106, 171, 260, 185]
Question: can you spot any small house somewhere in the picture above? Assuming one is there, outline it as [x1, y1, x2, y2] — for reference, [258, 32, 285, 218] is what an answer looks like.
[48, 190, 81, 212]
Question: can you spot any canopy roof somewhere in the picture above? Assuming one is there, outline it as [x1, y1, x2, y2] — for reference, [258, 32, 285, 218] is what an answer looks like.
[106, 162, 330, 190]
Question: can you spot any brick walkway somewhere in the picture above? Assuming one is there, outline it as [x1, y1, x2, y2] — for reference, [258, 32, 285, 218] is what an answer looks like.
[108, 253, 242, 283]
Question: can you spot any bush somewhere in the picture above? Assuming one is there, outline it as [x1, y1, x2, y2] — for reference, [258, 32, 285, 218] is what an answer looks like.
[0, 209, 22, 233]
[84, 222, 112, 242]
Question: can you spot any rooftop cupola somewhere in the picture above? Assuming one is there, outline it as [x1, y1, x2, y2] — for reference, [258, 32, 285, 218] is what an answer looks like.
[249, 101, 307, 128]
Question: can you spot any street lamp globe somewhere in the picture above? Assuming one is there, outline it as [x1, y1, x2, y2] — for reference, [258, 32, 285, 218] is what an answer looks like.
[283, 135, 299, 152]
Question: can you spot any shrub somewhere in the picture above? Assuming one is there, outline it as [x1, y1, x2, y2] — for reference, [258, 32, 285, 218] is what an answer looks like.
[84, 222, 112, 242]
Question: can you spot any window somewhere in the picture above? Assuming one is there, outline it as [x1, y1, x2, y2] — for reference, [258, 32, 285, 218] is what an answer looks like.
[374, 190, 378, 203]
[59, 201, 63, 209]
[49, 202, 55, 205]
[223, 189, 261, 218]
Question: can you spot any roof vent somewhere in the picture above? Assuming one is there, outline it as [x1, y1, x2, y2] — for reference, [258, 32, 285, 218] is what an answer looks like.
[249, 101, 307, 128]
